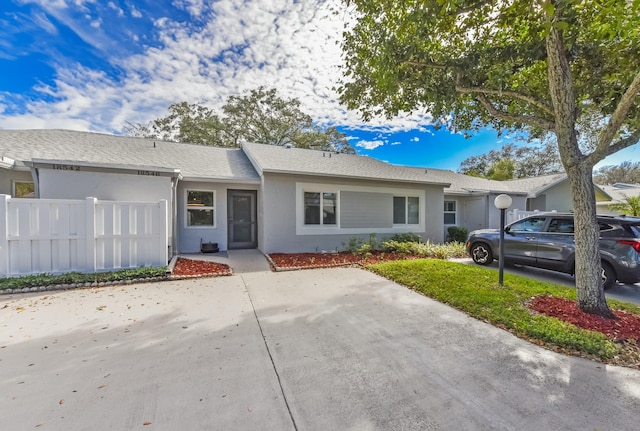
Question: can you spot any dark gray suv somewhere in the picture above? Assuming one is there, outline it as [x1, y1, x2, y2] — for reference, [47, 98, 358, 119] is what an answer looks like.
[466, 213, 640, 289]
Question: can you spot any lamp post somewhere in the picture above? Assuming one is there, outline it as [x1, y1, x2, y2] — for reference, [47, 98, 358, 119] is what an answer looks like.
[494, 194, 513, 285]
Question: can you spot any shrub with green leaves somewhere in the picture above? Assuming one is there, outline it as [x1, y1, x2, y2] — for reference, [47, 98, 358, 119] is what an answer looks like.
[381, 239, 467, 258]
[447, 226, 469, 243]
[388, 232, 422, 243]
[0, 266, 168, 291]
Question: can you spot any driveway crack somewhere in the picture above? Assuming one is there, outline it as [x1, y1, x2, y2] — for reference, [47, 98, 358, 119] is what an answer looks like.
[242, 275, 298, 431]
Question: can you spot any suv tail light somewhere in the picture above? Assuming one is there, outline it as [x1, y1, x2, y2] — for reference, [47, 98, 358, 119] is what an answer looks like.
[618, 239, 640, 253]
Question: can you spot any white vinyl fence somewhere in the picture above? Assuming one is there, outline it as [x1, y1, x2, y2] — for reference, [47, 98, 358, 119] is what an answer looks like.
[0, 195, 168, 278]
[506, 209, 558, 224]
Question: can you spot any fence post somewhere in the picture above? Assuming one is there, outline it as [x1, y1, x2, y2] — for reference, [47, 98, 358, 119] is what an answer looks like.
[159, 199, 169, 265]
[85, 197, 97, 273]
[0, 195, 9, 277]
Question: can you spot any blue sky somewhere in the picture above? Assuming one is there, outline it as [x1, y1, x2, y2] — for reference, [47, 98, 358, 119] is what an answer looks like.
[1, 0, 637, 172]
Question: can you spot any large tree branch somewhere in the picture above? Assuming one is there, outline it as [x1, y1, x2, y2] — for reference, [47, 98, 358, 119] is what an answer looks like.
[591, 71, 640, 162]
[586, 127, 640, 166]
[475, 94, 556, 130]
[456, 85, 555, 117]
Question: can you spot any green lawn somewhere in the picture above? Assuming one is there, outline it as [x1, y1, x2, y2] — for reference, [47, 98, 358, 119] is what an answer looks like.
[367, 259, 640, 362]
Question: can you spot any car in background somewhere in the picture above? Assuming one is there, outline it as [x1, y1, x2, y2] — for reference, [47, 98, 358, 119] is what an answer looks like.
[466, 213, 640, 289]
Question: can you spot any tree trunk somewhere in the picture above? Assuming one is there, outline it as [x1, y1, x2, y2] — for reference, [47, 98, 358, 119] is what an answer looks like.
[566, 164, 616, 317]
[546, 26, 615, 318]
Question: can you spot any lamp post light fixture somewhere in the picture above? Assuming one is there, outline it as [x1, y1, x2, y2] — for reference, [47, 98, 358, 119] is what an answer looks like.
[494, 194, 513, 285]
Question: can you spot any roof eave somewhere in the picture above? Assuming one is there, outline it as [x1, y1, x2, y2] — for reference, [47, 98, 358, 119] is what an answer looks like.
[180, 175, 261, 184]
[261, 168, 451, 187]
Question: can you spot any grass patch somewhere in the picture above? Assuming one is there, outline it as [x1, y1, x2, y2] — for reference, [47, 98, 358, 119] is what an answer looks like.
[368, 259, 640, 360]
[0, 266, 168, 291]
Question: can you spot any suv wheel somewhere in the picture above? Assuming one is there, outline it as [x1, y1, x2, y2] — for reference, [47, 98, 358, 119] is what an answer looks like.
[601, 262, 616, 290]
[471, 242, 493, 265]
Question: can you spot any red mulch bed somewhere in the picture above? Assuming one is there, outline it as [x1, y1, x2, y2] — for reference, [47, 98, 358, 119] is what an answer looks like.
[171, 258, 231, 277]
[529, 295, 640, 343]
[268, 251, 409, 269]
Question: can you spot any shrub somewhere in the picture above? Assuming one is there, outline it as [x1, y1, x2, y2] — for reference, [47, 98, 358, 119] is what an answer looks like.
[381, 239, 467, 259]
[447, 226, 469, 243]
[388, 232, 422, 243]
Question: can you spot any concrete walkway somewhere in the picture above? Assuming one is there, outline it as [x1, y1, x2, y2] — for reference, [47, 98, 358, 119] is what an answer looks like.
[1, 267, 639, 430]
[178, 249, 271, 274]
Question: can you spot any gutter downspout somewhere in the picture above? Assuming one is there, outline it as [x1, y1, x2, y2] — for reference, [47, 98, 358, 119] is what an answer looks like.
[170, 174, 181, 259]
[30, 166, 40, 198]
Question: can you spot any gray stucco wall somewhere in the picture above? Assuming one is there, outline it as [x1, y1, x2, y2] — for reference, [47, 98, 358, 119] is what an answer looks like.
[543, 181, 574, 212]
[38, 169, 172, 202]
[177, 180, 260, 253]
[456, 195, 488, 234]
[260, 173, 445, 253]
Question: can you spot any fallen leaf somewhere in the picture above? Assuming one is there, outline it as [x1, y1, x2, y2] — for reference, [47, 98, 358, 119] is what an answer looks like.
[96, 306, 106, 311]
[16, 307, 25, 312]
[143, 422, 152, 426]
[35, 422, 46, 427]
[97, 384, 107, 389]
[59, 399, 64, 405]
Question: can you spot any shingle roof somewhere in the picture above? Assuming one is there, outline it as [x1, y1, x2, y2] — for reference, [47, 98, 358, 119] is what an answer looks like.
[241, 142, 532, 193]
[0, 129, 260, 182]
[597, 184, 640, 204]
[502, 173, 568, 195]
[0, 130, 586, 197]
[242, 142, 453, 186]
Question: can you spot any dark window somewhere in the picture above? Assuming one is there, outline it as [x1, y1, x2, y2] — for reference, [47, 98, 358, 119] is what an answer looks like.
[548, 219, 574, 233]
[510, 217, 546, 232]
[444, 200, 456, 225]
[187, 190, 215, 227]
[304, 192, 337, 225]
[394, 196, 420, 224]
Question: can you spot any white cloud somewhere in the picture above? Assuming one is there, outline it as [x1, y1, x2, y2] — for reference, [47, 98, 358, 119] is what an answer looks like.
[355, 140, 384, 150]
[391, 141, 401, 145]
[107, 2, 124, 16]
[0, 0, 437, 134]
[130, 5, 142, 18]
[172, 0, 205, 17]
[411, 137, 419, 142]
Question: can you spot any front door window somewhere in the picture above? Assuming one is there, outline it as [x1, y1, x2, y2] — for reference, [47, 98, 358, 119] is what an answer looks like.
[228, 190, 257, 249]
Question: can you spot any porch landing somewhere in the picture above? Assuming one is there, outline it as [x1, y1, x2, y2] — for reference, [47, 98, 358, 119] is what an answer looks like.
[178, 249, 271, 274]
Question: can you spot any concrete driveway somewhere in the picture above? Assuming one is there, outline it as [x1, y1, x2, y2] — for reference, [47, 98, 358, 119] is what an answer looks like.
[1, 268, 639, 430]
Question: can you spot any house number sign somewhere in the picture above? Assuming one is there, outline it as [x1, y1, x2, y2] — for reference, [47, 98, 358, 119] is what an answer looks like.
[52, 164, 80, 171]
[137, 170, 160, 176]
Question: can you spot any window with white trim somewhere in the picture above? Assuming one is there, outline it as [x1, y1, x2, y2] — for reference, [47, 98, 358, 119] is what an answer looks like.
[393, 196, 419, 224]
[304, 192, 337, 225]
[444, 200, 456, 225]
[13, 181, 35, 198]
[186, 190, 215, 227]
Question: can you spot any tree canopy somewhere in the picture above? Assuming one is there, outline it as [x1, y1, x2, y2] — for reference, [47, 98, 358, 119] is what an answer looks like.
[125, 87, 355, 153]
[459, 142, 563, 179]
[339, 0, 640, 317]
[594, 161, 640, 185]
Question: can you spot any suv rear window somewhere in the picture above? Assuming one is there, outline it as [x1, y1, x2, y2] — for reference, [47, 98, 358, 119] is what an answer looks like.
[548, 218, 574, 233]
[629, 224, 640, 237]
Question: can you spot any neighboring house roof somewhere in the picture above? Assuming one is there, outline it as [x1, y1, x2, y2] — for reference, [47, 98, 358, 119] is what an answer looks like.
[0, 129, 260, 182]
[503, 173, 568, 196]
[242, 142, 453, 186]
[597, 184, 640, 205]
